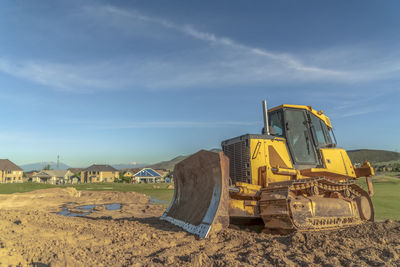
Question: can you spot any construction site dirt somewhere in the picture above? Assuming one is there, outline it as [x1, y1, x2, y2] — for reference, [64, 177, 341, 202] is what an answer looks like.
[0, 188, 399, 266]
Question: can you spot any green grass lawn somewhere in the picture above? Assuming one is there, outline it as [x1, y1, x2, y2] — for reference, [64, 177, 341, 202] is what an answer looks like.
[357, 175, 400, 220]
[0, 176, 399, 220]
[0, 182, 174, 203]
[0, 182, 58, 194]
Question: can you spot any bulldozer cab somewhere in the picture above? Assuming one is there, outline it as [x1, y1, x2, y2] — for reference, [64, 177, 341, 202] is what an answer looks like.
[268, 106, 336, 169]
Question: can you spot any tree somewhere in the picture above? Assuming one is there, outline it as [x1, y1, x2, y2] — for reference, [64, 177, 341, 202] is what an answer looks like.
[118, 173, 130, 183]
[43, 164, 51, 170]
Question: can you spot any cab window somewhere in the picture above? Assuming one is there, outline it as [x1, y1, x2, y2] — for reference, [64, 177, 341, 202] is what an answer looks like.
[284, 109, 317, 164]
[310, 114, 333, 147]
[268, 110, 284, 137]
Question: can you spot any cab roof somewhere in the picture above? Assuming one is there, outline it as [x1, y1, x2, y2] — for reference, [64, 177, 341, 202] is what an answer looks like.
[269, 104, 332, 129]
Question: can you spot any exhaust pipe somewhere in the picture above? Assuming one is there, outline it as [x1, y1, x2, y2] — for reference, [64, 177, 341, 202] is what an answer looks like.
[262, 100, 270, 135]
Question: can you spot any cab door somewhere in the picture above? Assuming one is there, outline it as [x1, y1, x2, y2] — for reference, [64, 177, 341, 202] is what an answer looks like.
[284, 108, 319, 168]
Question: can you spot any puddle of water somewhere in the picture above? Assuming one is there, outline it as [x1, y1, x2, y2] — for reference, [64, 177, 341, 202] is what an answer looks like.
[76, 204, 101, 211]
[150, 198, 168, 204]
[57, 203, 122, 217]
[105, 203, 121, 210]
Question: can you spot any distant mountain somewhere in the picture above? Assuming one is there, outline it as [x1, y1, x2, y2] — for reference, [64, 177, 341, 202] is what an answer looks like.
[347, 149, 400, 164]
[20, 162, 71, 171]
[147, 148, 223, 170]
[209, 148, 222, 153]
[112, 163, 148, 170]
[147, 155, 188, 170]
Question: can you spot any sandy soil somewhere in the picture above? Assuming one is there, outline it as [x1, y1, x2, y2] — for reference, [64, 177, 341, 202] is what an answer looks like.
[0, 188, 399, 266]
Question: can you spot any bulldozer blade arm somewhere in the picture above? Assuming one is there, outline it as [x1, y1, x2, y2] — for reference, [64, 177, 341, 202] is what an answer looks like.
[160, 150, 230, 238]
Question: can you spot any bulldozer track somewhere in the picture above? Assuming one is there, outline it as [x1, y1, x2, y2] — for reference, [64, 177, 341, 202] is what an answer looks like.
[259, 178, 374, 231]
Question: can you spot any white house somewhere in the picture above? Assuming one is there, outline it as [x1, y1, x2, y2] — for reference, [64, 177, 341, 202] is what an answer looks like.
[32, 170, 74, 184]
[133, 168, 162, 183]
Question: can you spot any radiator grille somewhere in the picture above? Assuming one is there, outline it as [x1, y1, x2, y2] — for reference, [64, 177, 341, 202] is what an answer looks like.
[222, 139, 251, 184]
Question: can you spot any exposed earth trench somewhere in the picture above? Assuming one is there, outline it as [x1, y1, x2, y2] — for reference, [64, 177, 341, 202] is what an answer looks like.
[0, 188, 399, 266]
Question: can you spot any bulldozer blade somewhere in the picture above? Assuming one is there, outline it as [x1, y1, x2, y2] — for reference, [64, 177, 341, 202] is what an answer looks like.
[160, 150, 230, 238]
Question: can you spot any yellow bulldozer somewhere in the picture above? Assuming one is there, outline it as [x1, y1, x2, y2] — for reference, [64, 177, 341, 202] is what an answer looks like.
[161, 101, 375, 238]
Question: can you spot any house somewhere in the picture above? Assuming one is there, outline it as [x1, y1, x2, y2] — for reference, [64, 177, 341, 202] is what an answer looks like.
[122, 168, 140, 178]
[154, 169, 169, 178]
[23, 170, 38, 182]
[68, 168, 85, 174]
[32, 170, 74, 184]
[0, 159, 23, 183]
[67, 168, 84, 182]
[80, 164, 119, 183]
[163, 171, 174, 183]
[123, 170, 134, 177]
[70, 176, 80, 184]
[133, 168, 162, 183]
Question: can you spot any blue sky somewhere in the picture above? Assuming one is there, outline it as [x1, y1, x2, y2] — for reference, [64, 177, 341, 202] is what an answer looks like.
[1, 0, 399, 167]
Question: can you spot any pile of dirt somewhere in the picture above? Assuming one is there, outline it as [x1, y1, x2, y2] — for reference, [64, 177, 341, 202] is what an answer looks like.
[0, 188, 398, 266]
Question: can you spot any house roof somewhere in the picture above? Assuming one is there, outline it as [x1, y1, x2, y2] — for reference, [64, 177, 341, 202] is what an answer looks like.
[134, 168, 161, 178]
[24, 171, 38, 178]
[68, 168, 85, 173]
[35, 170, 70, 178]
[0, 159, 23, 171]
[123, 168, 141, 174]
[84, 164, 118, 172]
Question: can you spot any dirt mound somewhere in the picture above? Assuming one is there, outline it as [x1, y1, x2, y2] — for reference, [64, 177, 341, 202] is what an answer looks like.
[0, 189, 398, 266]
[23, 187, 80, 196]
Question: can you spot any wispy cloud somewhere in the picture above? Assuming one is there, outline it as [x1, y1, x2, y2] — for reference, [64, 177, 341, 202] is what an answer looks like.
[0, 130, 76, 144]
[0, 4, 399, 93]
[0, 58, 120, 93]
[325, 93, 390, 119]
[332, 104, 385, 118]
[67, 120, 259, 129]
[92, 5, 345, 77]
